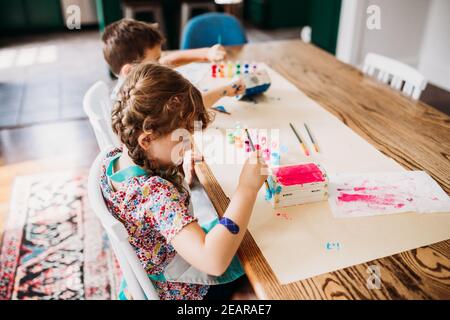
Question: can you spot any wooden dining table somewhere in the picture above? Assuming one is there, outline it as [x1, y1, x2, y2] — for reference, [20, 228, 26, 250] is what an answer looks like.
[194, 39, 450, 300]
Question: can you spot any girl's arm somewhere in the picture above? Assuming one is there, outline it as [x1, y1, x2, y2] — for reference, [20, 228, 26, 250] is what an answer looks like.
[202, 78, 246, 109]
[159, 45, 226, 68]
[171, 152, 267, 276]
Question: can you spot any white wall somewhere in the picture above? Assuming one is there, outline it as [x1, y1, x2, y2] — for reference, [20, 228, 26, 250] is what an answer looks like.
[337, 0, 450, 90]
[337, 0, 431, 67]
[418, 0, 450, 91]
[360, 0, 431, 67]
[336, 0, 366, 64]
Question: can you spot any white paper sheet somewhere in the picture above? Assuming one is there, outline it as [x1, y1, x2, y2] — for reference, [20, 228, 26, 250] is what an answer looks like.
[328, 171, 450, 218]
[175, 62, 211, 86]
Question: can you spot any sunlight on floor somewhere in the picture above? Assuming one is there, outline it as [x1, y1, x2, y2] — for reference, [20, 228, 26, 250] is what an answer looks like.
[0, 45, 58, 69]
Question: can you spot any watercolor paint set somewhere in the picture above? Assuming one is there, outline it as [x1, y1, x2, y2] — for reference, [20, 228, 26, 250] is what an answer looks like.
[211, 61, 258, 78]
[210, 61, 271, 100]
[266, 163, 329, 209]
[226, 125, 280, 165]
[226, 125, 328, 209]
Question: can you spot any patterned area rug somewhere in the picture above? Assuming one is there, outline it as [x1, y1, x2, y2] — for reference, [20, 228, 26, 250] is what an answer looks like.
[0, 171, 121, 300]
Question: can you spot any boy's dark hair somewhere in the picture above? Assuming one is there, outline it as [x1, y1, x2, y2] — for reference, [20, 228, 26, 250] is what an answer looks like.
[102, 19, 165, 75]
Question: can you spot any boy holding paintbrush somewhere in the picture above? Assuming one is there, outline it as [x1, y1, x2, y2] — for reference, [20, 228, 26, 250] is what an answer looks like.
[102, 19, 246, 108]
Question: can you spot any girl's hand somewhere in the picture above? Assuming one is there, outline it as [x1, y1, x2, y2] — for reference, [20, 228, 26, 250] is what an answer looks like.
[223, 78, 246, 98]
[207, 44, 226, 62]
[238, 152, 268, 193]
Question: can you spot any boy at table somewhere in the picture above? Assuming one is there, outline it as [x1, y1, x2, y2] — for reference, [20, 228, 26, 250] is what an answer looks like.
[101, 18, 245, 185]
[102, 19, 245, 107]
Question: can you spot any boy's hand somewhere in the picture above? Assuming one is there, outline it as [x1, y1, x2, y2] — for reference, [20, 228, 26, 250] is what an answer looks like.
[222, 78, 246, 97]
[207, 44, 226, 62]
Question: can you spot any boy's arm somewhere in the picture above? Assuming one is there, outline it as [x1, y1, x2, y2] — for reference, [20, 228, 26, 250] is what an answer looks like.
[159, 45, 226, 67]
[202, 78, 246, 109]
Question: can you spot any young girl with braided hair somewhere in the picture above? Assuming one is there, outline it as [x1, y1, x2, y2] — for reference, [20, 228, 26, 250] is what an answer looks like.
[100, 63, 267, 300]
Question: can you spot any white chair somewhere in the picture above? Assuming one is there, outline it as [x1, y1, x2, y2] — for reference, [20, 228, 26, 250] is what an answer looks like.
[88, 151, 160, 300]
[363, 53, 427, 100]
[83, 81, 121, 151]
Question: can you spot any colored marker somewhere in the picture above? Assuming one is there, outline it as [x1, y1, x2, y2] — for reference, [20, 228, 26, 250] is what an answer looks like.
[289, 123, 310, 157]
[304, 123, 319, 153]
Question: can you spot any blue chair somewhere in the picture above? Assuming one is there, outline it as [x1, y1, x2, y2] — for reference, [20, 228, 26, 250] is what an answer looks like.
[180, 12, 247, 49]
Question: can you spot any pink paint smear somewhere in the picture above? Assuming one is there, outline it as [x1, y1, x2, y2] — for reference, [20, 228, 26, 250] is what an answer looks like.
[273, 163, 325, 186]
[337, 186, 395, 192]
[338, 193, 405, 209]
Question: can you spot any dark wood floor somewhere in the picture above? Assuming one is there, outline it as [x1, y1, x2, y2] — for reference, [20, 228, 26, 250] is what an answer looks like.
[0, 31, 114, 128]
[0, 119, 98, 165]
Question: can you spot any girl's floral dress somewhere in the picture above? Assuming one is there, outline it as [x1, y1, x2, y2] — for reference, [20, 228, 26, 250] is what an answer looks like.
[100, 147, 209, 300]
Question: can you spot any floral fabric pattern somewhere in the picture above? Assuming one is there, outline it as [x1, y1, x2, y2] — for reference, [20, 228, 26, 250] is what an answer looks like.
[100, 147, 209, 300]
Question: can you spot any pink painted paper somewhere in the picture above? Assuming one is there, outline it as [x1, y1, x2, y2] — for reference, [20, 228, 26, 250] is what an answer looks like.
[328, 171, 450, 218]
